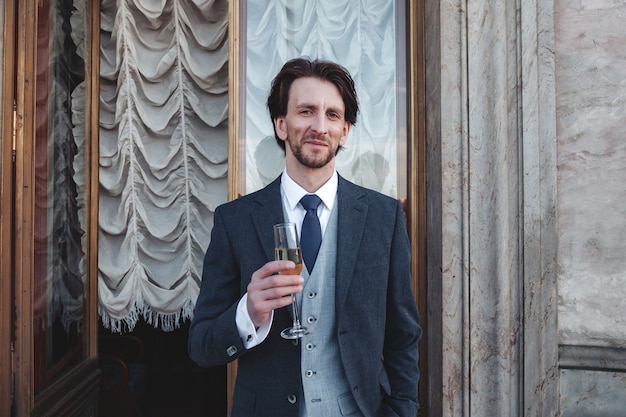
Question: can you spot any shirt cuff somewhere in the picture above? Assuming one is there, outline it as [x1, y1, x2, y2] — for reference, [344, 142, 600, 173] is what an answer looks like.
[236, 293, 273, 349]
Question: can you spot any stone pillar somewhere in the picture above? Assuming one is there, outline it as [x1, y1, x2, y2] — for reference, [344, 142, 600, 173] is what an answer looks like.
[424, 1, 559, 416]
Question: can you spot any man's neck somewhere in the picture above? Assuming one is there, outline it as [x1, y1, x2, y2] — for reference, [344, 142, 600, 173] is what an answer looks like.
[285, 165, 335, 193]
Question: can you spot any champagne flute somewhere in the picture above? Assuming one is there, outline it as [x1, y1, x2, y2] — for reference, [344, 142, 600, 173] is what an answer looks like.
[274, 223, 309, 339]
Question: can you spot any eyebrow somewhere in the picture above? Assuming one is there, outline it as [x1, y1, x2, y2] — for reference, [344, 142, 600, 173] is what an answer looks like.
[294, 102, 345, 116]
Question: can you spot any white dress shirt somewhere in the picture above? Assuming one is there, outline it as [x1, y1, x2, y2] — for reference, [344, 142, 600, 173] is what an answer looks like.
[236, 170, 338, 348]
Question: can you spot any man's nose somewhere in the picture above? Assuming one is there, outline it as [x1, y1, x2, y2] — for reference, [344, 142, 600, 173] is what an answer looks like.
[310, 113, 328, 134]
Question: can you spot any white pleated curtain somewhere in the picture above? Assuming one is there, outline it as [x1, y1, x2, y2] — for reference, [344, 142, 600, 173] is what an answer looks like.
[242, 1, 403, 196]
[98, 0, 402, 332]
[98, 0, 229, 331]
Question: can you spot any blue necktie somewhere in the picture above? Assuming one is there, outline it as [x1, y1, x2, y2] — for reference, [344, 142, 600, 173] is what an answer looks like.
[300, 194, 322, 274]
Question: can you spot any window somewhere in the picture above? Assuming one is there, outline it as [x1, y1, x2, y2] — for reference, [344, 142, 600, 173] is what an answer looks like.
[230, 0, 408, 205]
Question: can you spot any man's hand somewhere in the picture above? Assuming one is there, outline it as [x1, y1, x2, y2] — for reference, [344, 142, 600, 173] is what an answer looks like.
[246, 260, 304, 328]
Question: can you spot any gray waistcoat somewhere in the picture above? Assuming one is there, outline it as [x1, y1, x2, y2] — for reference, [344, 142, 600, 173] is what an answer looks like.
[297, 204, 362, 417]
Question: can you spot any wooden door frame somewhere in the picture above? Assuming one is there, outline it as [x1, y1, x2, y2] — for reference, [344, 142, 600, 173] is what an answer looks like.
[407, 1, 427, 413]
[13, 0, 38, 411]
[6, 0, 101, 415]
[1, 1, 17, 415]
[226, 1, 427, 414]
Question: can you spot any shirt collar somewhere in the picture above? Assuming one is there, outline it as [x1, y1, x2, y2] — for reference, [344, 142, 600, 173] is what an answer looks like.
[281, 170, 338, 211]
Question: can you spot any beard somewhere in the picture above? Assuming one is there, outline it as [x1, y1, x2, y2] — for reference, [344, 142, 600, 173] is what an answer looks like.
[287, 134, 340, 169]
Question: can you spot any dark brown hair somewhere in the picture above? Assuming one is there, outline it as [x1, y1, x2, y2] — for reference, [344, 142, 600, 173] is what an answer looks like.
[266, 57, 359, 150]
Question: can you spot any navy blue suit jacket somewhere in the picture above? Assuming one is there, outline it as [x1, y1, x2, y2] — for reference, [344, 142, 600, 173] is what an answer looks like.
[189, 176, 421, 417]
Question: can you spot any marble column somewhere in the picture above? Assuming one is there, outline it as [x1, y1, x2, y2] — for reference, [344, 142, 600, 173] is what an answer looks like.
[424, 1, 559, 416]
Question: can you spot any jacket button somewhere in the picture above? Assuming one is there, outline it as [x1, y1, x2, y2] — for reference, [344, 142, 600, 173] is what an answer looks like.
[287, 394, 297, 404]
[226, 345, 237, 356]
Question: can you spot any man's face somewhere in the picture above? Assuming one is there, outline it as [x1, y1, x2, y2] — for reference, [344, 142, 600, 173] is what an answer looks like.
[274, 77, 351, 170]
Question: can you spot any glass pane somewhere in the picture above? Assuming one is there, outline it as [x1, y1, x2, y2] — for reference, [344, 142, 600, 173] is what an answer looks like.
[237, 0, 407, 201]
[33, 0, 89, 393]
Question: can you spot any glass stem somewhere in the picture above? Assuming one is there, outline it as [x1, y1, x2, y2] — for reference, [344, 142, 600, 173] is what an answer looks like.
[290, 293, 300, 328]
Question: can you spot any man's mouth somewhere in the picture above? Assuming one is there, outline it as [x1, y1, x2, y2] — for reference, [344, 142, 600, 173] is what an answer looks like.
[304, 137, 328, 148]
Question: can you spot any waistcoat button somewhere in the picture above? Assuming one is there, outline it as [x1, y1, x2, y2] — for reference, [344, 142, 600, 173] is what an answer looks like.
[307, 316, 316, 324]
[306, 343, 314, 350]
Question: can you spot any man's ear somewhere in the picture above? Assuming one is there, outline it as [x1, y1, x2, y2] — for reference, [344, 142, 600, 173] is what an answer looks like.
[274, 117, 288, 141]
[339, 121, 352, 147]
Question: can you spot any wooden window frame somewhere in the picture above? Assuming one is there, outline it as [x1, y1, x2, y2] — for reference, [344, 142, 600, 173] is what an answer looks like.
[2, 1, 101, 415]
[226, 1, 426, 414]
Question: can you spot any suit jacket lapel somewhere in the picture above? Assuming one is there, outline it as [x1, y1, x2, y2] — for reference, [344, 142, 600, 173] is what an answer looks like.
[251, 176, 368, 312]
[251, 177, 285, 262]
[335, 177, 368, 308]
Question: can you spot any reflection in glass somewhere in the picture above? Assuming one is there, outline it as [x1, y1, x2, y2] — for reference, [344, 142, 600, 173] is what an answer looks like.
[33, 0, 88, 393]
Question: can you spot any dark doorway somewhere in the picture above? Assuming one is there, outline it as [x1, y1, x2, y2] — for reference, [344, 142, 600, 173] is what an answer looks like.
[98, 320, 227, 417]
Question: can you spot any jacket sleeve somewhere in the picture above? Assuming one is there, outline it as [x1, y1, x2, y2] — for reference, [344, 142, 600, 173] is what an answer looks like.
[188, 206, 247, 367]
[382, 200, 422, 416]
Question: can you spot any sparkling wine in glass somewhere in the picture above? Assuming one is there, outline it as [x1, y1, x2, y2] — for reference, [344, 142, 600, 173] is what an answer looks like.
[274, 223, 309, 339]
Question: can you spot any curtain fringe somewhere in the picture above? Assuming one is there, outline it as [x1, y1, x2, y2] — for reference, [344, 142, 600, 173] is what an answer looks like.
[98, 296, 195, 333]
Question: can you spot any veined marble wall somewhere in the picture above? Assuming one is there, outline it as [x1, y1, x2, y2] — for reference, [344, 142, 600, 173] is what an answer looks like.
[555, 0, 626, 347]
[555, 0, 626, 415]
[424, 0, 559, 416]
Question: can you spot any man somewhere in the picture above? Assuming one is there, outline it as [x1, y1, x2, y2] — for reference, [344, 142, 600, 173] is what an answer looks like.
[189, 58, 421, 417]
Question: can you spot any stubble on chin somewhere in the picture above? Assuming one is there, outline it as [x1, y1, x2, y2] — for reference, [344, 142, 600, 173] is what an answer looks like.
[289, 139, 335, 169]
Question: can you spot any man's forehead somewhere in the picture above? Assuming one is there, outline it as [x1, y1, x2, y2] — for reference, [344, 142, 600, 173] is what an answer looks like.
[287, 77, 344, 108]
